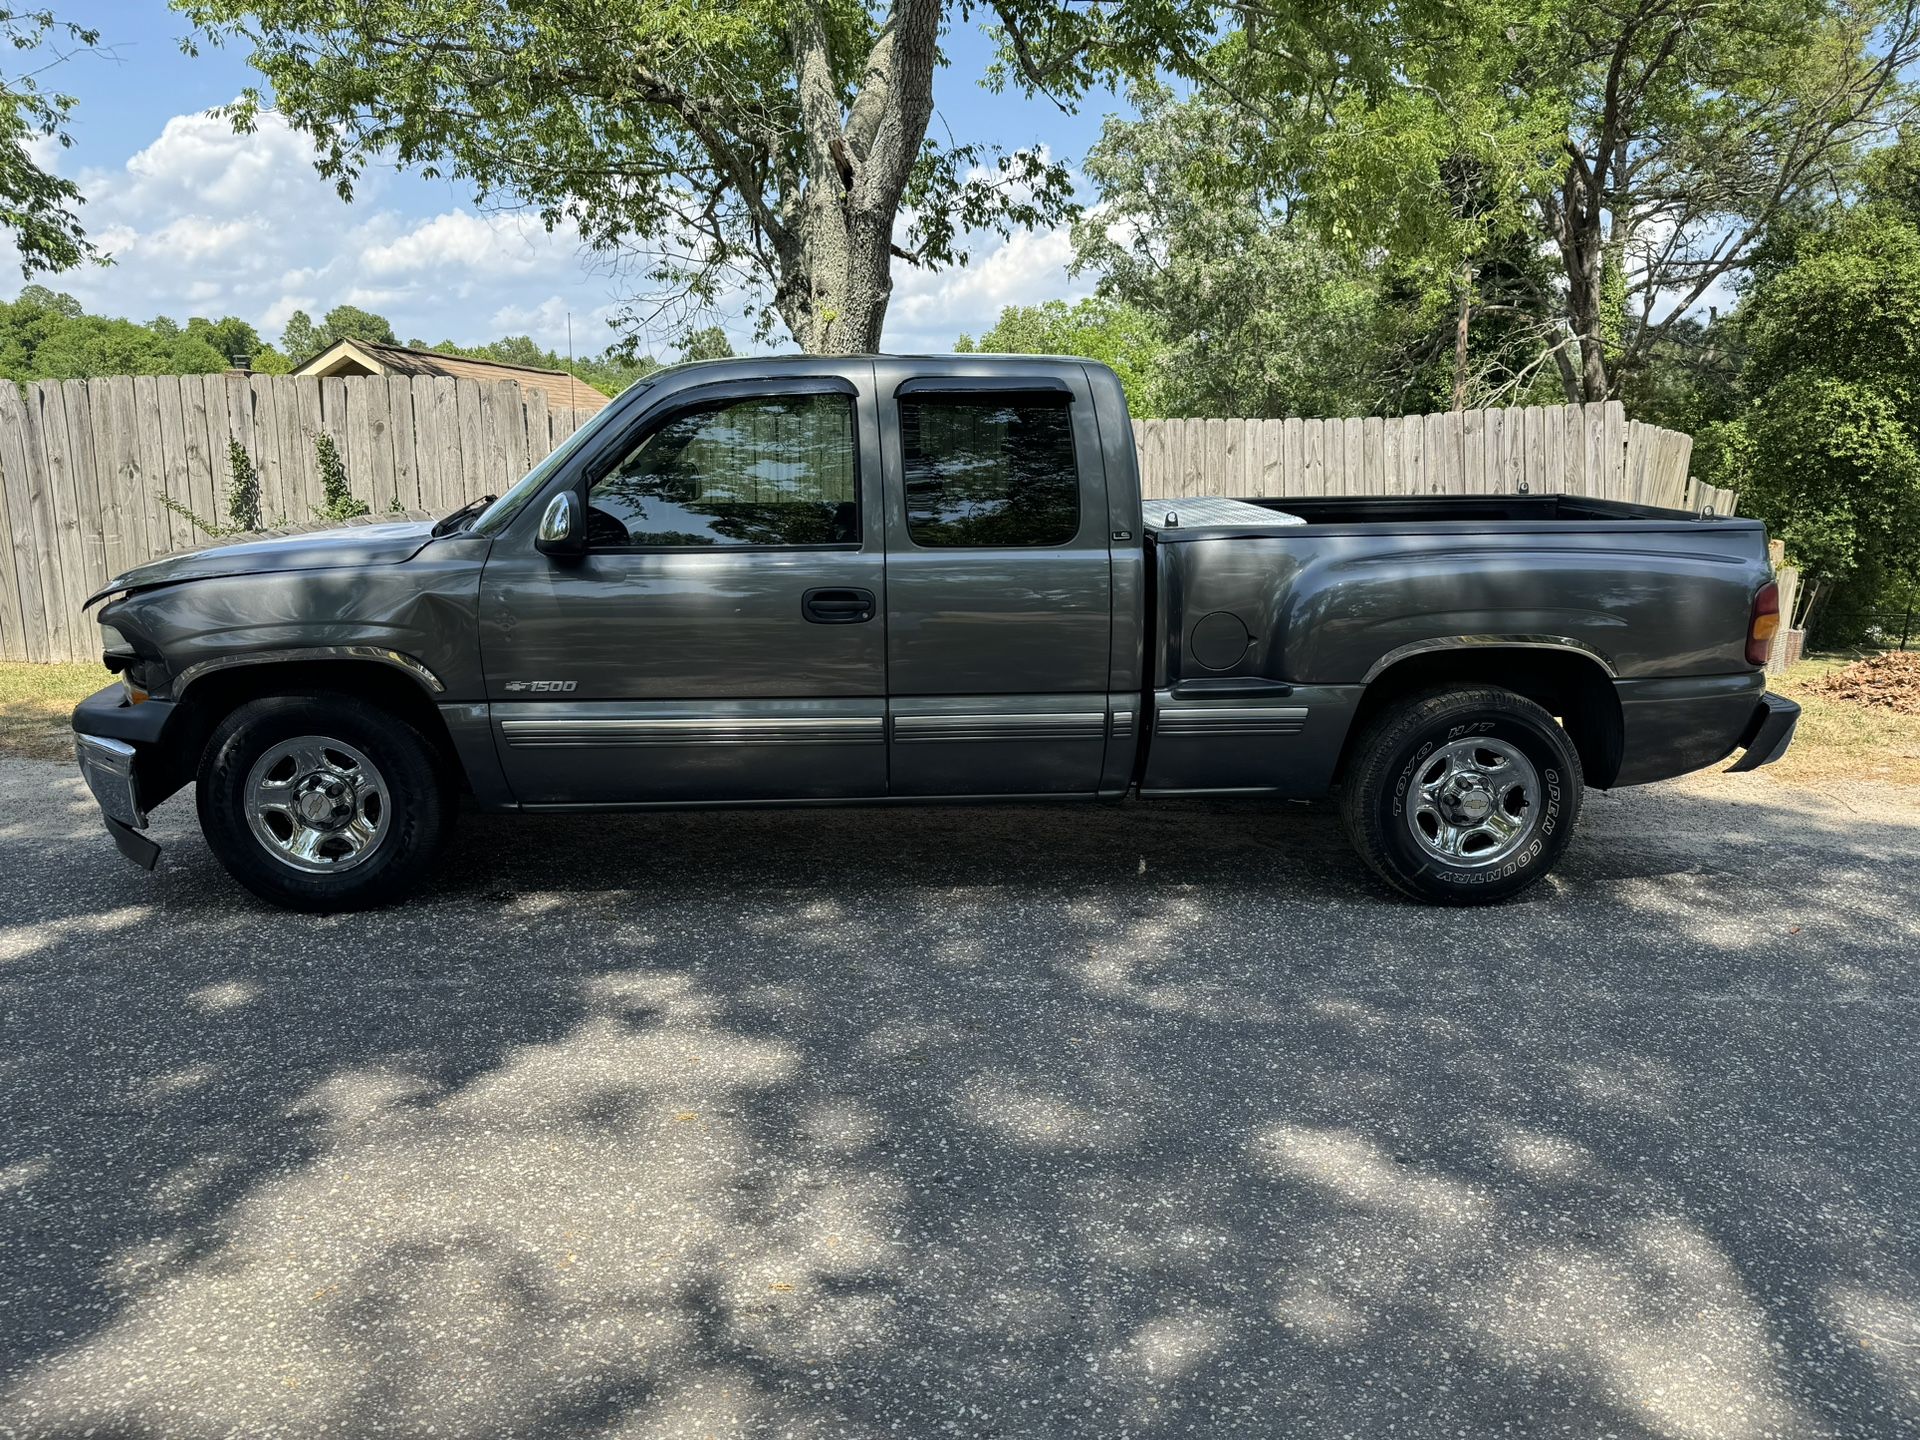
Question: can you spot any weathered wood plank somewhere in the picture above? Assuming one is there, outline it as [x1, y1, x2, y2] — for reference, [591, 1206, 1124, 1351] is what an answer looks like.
[99, 377, 146, 577]
[454, 379, 487, 507]
[182, 373, 219, 537]
[25, 383, 79, 659]
[129, 377, 169, 562]
[350, 375, 398, 514]
[1462, 408, 1486, 494]
[64, 382, 110, 602]
[0, 384, 47, 660]
[1602, 400, 1627, 494]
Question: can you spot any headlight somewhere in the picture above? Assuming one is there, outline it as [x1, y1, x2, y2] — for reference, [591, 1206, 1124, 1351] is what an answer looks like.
[99, 622, 134, 658]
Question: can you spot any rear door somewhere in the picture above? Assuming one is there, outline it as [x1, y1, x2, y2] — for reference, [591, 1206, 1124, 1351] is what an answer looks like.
[877, 362, 1114, 795]
[480, 367, 889, 804]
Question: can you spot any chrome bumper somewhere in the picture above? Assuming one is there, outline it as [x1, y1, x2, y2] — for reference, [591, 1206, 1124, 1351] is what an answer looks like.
[75, 733, 161, 870]
[76, 733, 147, 828]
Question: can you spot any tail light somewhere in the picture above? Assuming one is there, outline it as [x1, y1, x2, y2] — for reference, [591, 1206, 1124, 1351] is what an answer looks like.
[1747, 581, 1780, 666]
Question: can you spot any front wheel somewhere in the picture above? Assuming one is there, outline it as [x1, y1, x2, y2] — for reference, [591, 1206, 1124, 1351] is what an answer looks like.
[196, 694, 449, 911]
[1339, 685, 1583, 905]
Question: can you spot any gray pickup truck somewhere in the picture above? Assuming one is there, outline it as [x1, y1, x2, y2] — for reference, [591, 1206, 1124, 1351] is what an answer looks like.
[71, 354, 1797, 910]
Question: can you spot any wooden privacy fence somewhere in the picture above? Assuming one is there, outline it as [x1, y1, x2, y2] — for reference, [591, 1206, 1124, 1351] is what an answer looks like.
[0, 373, 596, 664]
[1132, 402, 1737, 516]
[0, 378, 1733, 663]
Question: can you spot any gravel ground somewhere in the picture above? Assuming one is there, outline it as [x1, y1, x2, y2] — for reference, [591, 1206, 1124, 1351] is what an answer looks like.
[1, 758, 1916, 1440]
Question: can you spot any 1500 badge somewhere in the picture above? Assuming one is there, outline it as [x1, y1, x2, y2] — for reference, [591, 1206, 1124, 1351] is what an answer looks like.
[503, 680, 577, 693]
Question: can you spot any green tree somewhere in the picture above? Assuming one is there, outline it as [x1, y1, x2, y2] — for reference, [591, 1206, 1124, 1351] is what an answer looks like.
[186, 314, 265, 366]
[279, 308, 317, 360]
[175, 0, 1220, 354]
[1073, 94, 1409, 418]
[674, 326, 735, 363]
[0, 287, 234, 379]
[1184, 0, 1920, 401]
[1707, 142, 1920, 637]
[1, 8, 103, 274]
[956, 297, 1169, 414]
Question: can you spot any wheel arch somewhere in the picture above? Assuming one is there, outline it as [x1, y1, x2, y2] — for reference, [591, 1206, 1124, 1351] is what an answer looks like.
[1336, 641, 1624, 788]
[162, 653, 463, 800]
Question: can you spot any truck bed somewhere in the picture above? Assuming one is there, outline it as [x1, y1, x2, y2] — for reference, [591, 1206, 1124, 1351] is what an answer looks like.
[1142, 492, 1732, 540]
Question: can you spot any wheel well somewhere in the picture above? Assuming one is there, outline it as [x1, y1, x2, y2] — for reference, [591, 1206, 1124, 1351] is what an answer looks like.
[164, 659, 461, 796]
[1337, 647, 1624, 788]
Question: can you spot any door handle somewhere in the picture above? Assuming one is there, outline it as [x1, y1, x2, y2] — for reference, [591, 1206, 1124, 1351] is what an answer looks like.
[802, 587, 876, 624]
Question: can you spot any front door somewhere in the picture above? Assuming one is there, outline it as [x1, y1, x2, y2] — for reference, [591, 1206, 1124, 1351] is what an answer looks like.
[878, 364, 1115, 795]
[481, 371, 888, 804]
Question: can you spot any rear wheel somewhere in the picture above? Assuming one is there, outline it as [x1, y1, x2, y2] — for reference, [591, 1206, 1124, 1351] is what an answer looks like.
[1339, 685, 1583, 904]
[197, 694, 448, 911]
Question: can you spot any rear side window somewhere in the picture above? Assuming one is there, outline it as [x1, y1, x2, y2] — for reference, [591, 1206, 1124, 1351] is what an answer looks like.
[901, 396, 1079, 547]
[587, 392, 858, 548]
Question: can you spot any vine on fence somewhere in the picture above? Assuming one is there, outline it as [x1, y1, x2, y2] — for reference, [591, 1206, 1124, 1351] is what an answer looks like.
[153, 438, 267, 540]
[312, 433, 370, 522]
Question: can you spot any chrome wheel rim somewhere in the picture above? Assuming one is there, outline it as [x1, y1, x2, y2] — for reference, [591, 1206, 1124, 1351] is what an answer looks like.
[243, 735, 390, 873]
[1406, 736, 1538, 867]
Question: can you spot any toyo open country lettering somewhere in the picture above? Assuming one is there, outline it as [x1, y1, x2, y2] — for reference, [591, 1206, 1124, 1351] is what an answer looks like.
[72, 355, 1798, 911]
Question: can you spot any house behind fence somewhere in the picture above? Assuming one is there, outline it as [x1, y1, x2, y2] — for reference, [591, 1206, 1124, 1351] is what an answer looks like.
[0, 376, 1734, 664]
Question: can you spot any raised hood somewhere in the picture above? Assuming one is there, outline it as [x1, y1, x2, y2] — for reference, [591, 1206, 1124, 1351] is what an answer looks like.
[85, 521, 440, 606]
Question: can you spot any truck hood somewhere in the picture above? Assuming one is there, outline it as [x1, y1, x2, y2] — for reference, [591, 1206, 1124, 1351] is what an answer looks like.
[86, 521, 439, 606]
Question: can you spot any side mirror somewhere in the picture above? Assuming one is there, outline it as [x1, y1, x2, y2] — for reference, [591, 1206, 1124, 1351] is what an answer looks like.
[534, 491, 584, 558]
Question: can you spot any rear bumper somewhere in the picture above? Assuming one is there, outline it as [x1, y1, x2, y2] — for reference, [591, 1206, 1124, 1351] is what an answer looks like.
[1725, 691, 1800, 772]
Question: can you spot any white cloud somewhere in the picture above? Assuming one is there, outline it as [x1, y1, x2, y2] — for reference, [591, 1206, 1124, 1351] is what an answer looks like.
[361, 209, 577, 278]
[883, 225, 1088, 351]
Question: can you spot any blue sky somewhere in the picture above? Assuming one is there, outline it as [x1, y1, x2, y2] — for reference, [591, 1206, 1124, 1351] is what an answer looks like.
[3, 4, 1126, 357]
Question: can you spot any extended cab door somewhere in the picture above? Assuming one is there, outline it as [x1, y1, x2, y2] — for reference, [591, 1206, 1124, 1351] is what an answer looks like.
[877, 362, 1115, 795]
[478, 367, 889, 804]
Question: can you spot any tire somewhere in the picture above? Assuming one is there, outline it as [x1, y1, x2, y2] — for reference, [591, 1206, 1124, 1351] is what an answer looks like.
[1339, 685, 1583, 905]
[196, 694, 449, 912]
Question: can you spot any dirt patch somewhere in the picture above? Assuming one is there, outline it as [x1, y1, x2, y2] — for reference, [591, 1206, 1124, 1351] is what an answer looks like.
[1805, 651, 1920, 715]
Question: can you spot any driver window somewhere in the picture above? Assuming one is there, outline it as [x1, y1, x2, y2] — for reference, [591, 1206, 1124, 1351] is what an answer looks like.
[587, 392, 858, 548]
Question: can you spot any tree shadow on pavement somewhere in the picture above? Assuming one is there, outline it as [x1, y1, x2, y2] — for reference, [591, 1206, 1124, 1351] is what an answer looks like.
[0, 763, 1915, 1438]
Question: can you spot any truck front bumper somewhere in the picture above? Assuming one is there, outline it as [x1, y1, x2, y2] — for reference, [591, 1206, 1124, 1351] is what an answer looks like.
[1725, 690, 1801, 772]
[71, 683, 179, 870]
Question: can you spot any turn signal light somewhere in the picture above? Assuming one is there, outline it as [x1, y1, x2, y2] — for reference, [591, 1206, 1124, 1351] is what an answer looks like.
[1747, 582, 1781, 666]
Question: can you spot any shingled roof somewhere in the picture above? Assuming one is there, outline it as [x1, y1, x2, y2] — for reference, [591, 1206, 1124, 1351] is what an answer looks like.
[291, 338, 612, 414]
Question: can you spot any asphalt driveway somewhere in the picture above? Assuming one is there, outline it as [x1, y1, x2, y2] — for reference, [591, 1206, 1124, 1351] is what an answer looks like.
[1, 757, 1916, 1439]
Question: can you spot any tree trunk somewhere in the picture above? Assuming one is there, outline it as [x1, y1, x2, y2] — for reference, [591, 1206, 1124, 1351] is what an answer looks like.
[780, 0, 939, 355]
[1450, 267, 1473, 411]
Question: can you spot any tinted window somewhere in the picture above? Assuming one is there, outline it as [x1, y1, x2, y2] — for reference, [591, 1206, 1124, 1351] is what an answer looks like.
[902, 396, 1079, 547]
[587, 392, 858, 548]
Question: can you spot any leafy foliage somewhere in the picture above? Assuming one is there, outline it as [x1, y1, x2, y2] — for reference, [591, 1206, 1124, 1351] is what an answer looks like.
[1704, 139, 1920, 637]
[311, 432, 369, 522]
[1069, 93, 1568, 418]
[0, 285, 283, 380]
[225, 438, 261, 532]
[1151, 0, 1920, 401]
[0, 7, 102, 275]
[279, 304, 398, 362]
[174, 0, 1215, 352]
[956, 297, 1169, 414]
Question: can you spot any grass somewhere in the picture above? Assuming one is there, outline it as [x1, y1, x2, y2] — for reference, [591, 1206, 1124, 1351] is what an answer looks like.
[0, 661, 112, 760]
[3, 654, 1918, 786]
[1763, 652, 1920, 787]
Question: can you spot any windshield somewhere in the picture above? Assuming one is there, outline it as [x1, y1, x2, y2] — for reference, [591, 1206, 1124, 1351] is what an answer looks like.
[467, 380, 656, 536]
